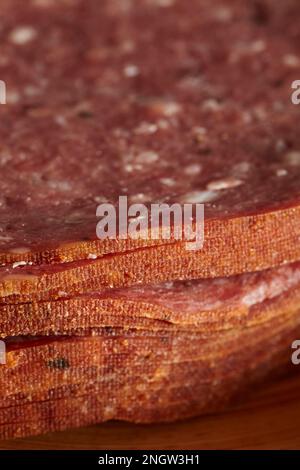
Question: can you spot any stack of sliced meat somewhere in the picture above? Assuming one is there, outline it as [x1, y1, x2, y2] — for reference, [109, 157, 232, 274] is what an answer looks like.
[0, 0, 300, 439]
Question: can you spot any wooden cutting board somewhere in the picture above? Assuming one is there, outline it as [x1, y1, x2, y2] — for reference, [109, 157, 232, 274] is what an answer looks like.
[1, 372, 299, 450]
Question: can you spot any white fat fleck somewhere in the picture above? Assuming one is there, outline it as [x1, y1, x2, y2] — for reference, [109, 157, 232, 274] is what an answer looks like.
[184, 163, 202, 176]
[193, 126, 207, 136]
[54, 115, 67, 126]
[273, 101, 284, 112]
[9, 26, 37, 45]
[276, 168, 288, 177]
[153, 101, 181, 117]
[12, 261, 32, 269]
[123, 64, 140, 77]
[160, 177, 176, 187]
[182, 190, 219, 204]
[229, 40, 266, 63]
[32, 0, 55, 6]
[9, 247, 31, 254]
[0, 151, 12, 166]
[275, 139, 287, 153]
[135, 122, 158, 135]
[136, 151, 159, 164]
[232, 161, 251, 175]
[130, 193, 149, 203]
[124, 164, 134, 172]
[283, 54, 300, 68]
[163, 281, 174, 289]
[284, 151, 300, 166]
[241, 111, 252, 124]
[207, 178, 243, 191]
[154, 0, 175, 7]
[129, 213, 147, 223]
[87, 253, 97, 260]
[6, 90, 21, 104]
[0, 235, 12, 242]
[24, 85, 41, 97]
[157, 119, 170, 129]
[242, 285, 267, 307]
[253, 105, 267, 121]
[47, 180, 72, 191]
[179, 76, 202, 90]
[58, 290, 68, 297]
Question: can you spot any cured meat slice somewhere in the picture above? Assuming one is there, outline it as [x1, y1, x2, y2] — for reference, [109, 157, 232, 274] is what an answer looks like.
[1, 0, 300, 442]
[0, 261, 300, 337]
[1, 209, 300, 302]
[0, 289, 299, 439]
[0, 0, 298, 279]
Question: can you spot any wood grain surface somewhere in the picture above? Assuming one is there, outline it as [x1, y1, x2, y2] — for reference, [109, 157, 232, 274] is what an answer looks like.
[0, 372, 299, 450]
